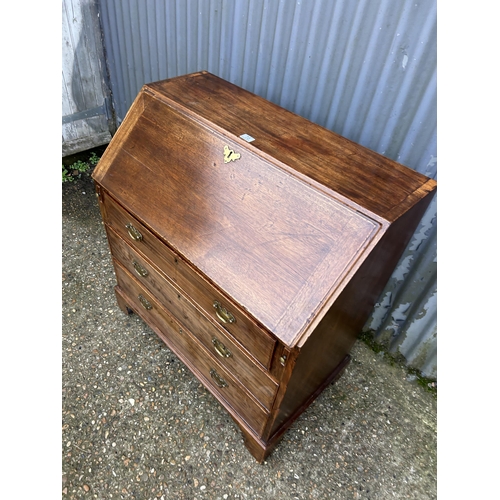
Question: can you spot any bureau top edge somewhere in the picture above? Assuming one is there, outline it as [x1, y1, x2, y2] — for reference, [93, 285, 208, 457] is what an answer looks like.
[90, 71, 436, 348]
[143, 71, 436, 222]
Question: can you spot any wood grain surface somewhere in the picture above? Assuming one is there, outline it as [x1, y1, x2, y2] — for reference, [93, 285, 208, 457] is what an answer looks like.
[97, 92, 382, 346]
[92, 71, 437, 462]
[106, 226, 279, 410]
[146, 72, 436, 222]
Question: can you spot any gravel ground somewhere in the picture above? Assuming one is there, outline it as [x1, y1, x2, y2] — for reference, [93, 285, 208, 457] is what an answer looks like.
[62, 173, 437, 500]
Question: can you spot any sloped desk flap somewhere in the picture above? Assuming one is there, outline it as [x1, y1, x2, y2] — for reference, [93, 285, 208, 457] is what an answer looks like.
[96, 93, 384, 346]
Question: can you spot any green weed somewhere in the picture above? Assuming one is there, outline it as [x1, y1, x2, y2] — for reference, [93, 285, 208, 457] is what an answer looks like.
[62, 152, 100, 183]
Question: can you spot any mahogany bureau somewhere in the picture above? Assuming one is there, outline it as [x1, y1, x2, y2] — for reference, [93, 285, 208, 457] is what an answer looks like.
[92, 71, 436, 462]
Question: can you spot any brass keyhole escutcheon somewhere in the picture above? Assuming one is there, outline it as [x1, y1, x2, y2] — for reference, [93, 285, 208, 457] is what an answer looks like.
[223, 145, 241, 163]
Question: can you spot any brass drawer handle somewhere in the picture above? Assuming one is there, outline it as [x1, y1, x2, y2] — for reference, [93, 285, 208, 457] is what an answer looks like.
[212, 337, 232, 358]
[132, 260, 149, 277]
[138, 294, 152, 310]
[209, 368, 228, 388]
[126, 223, 143, 241]
[213, 301, 235, 324]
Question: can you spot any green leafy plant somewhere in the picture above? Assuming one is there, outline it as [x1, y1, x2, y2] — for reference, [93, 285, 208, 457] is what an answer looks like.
[62, 153, 101, 183]
[62, 166, 74, 183]
[89, 152, 100, 166]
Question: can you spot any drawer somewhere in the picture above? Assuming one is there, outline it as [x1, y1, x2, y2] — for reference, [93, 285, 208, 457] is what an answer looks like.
[102, 191, 276, 368]
[113, 261, 269, 435]
[107, 227, 279, 410]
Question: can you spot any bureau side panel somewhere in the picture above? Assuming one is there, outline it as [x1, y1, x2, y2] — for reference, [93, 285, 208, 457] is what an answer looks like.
[91, 92, 144, 184]
[267, 190, 436, 439]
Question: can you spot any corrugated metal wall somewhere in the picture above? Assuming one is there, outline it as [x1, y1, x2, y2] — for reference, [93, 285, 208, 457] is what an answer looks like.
[62, 0, 115, 156]
[97, 0, 437, 379]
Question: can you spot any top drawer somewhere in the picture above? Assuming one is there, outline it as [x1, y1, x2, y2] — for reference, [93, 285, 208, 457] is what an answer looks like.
[101, 191, 276, 368]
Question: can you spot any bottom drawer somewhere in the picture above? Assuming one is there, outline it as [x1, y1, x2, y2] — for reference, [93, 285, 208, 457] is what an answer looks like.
[114, 261, 269, 436]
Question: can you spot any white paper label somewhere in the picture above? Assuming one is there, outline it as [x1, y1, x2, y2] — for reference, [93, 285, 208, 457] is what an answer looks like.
[239, 133, 255, 143]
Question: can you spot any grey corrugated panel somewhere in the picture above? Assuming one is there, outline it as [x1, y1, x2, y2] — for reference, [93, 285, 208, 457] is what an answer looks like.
[365, 195, 437, 379]
[98, 0, 437, 378]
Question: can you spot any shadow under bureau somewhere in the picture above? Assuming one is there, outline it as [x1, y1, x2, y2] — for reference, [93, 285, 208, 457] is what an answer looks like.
[91, 71, 436, 462]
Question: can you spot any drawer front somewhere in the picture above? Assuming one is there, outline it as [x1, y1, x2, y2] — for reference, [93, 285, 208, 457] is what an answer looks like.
[102, 192, 276, 368]
[113, 261, 269, 435]
[107, 227, 279, 410]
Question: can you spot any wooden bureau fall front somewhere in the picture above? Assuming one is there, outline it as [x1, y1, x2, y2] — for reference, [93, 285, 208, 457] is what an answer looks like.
[91, 71, 436, 462]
